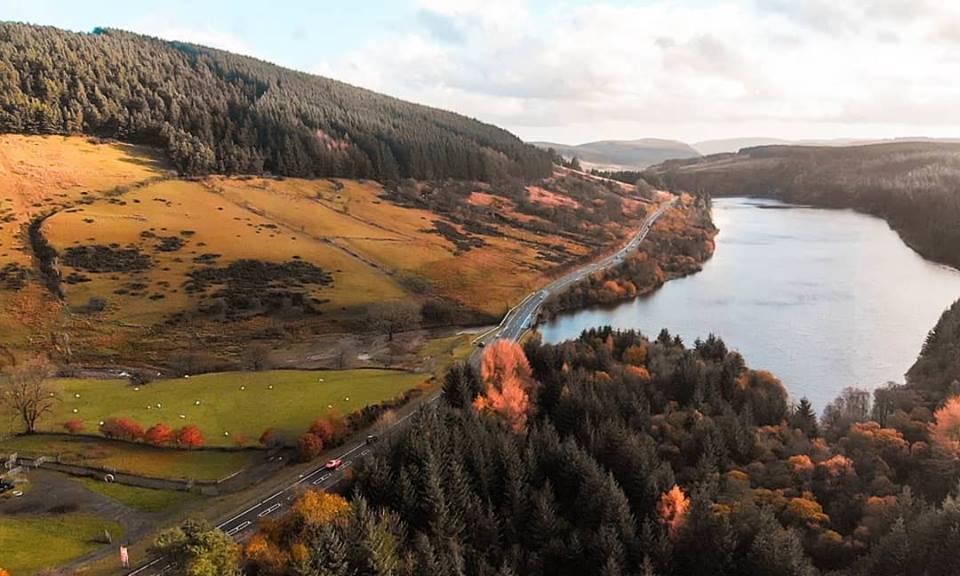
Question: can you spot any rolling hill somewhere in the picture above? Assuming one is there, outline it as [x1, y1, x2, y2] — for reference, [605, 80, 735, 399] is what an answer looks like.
[531, 138, 699, 171]
[0, 22, 551, 181]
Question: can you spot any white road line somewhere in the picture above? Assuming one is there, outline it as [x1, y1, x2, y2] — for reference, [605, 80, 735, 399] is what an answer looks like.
[257, 503, 282, 517]
[226, 520, 252, 536]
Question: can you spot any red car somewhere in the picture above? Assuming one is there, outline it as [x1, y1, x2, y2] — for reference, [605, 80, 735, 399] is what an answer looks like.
[324, 458, 343, 470]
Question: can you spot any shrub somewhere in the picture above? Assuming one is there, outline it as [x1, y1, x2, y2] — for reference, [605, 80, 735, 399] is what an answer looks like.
[297, 433, 324, 462]
[176, 425, 205, 449]
[259, 427, 282, 448]
[308, 418, 335, 444]
[145, 423, 174, 445]
[63, 419, 85, 434]
[100, 417, 144, 441]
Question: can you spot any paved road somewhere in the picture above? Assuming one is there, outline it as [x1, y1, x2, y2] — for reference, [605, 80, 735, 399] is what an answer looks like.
[126, 195, 675, 576]
[473, 195, 677, 347]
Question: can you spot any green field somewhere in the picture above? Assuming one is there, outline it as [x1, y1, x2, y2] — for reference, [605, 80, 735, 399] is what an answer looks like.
[73, 477, 200, 512]
[43, 368, 428, 446]
[0, 513, 123, 575]
[0, 434, 258, 481]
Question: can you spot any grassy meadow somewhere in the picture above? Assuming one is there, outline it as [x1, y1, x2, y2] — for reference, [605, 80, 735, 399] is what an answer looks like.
[39, 368, 428, 446]
[0, 513, 123, 575]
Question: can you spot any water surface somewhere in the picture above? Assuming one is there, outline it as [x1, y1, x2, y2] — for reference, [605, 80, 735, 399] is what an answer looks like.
[539, 198, 960, 410]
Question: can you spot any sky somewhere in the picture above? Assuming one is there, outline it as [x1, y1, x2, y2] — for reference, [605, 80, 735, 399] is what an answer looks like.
[7, 0, 960, 144]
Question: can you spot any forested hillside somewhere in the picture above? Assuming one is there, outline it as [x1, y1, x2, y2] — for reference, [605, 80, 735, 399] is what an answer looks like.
[645, 143, 960, 268]
[0, 23, 551, 181]
[230, 328, 960, 575]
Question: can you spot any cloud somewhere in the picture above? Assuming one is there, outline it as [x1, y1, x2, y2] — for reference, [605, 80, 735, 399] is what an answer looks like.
[312, 0, 960, 142]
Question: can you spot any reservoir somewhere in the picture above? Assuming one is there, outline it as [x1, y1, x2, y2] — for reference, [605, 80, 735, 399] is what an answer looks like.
[538, 198, 960, 410]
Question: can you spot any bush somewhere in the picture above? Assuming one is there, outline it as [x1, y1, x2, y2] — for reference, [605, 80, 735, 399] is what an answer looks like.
[297, 433, 324, 462]
[100, 417, 144, 441]
[176, 425, 205, 449]
[145, 423, 174, 445]
[308, 418, 335, 444]
[259, 427, 282, 448]
[63, 419, 85, 434]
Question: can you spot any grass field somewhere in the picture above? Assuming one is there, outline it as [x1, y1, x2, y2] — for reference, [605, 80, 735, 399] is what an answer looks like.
[40, 368, 428, 446]
[73, 477, 200, 512]
[0, 434, 258, 481]
[0, 513, 123, 575]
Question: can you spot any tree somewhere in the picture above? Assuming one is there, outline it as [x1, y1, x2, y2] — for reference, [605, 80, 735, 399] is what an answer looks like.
[176, 425, 205, 449]
[474, 340, 537, 432]
[298, 433, 324, 462]
[145, 423, 174, 445]
[151, 518, 239, 576]
[309, 418, 336, 444]
[441, 362, 482, 408]
[657, 485, 690, 538]
[364, 301, 421, 341]
[100, 417, 145, 442]
[259, 427, 282, 449]
[63, 419, 85, 434]
[791, 397, 819, 437]
[0, 356, 55, 434]
[931, 396, 960, 456]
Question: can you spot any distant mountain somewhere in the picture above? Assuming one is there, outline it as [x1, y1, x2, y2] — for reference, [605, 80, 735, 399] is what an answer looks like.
[531, 138, 699, 170]
[0, 23, 552, 181]
[692, 138, 790, 155]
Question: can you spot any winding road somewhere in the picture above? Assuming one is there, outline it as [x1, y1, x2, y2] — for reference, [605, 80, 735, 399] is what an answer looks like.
[125, 194, 676, 576]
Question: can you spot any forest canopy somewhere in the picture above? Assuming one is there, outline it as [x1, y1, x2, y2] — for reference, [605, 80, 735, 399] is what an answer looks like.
[0, 23, 553, 181]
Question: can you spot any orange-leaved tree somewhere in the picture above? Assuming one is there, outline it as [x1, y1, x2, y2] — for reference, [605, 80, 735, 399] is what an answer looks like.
[145, 423, 174, 445]
[931, 396, 960, 455]
[657, 485, 690, 538]
[176, 425, 204, 449]
[474, 340, 537, 432]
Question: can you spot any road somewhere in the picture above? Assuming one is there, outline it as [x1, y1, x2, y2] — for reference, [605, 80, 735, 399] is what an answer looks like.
[472, 195, 677, 346]
[126, 195, 675, 576]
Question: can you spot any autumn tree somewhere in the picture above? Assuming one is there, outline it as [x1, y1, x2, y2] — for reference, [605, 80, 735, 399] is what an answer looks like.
[297, 432, 324, 462]
[930, 396, 960, 456]
[364, 301, 421, 341]
[100, 417, 145, 442]
[657, 485, 690, 538]
[151, 518, 239, 576]
[309, 418, 336, 444]
[0, 356, 55, 434]
[474, 340, 537, 432]
[63, 419, 84, 434]
[259, 427, 282, 448]
[145, 423, 174, 445]
[176, 425, 205, 449]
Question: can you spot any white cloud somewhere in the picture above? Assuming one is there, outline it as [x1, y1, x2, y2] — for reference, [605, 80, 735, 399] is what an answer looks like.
[313, 0, 960, 143]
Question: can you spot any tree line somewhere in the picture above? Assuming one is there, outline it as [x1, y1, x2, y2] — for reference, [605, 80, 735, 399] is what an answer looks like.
[0, 23, 553, 182]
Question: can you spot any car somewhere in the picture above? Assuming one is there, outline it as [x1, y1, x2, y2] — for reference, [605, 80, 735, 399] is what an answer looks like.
[0, 479, 14, 494]
[366, 434, 379, 445]
[324, 458, 343, 470]
[477, 341, 486, 348]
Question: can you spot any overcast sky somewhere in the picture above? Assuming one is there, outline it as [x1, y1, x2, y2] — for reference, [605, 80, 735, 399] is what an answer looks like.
[9, 0, 960, 144]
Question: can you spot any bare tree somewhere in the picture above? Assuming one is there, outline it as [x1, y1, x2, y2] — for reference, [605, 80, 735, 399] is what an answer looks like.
[335, 340, 357, 369]
[1, 356, 56, 434]
[364, 301, 421, 341]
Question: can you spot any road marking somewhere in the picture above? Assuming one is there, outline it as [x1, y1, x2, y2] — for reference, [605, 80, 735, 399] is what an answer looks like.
[258, 503, 282, 517]
[226, 520, 252, 536]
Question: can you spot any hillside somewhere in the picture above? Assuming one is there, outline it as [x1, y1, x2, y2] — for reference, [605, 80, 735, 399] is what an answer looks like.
[532, 138, 699, 171]
[0, 135, 661, 369]
[646, 142, 960, 269]
[0, 22, 551, 181]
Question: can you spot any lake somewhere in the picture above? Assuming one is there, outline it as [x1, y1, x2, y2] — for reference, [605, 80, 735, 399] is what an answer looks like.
[538, 198, 960, 410]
